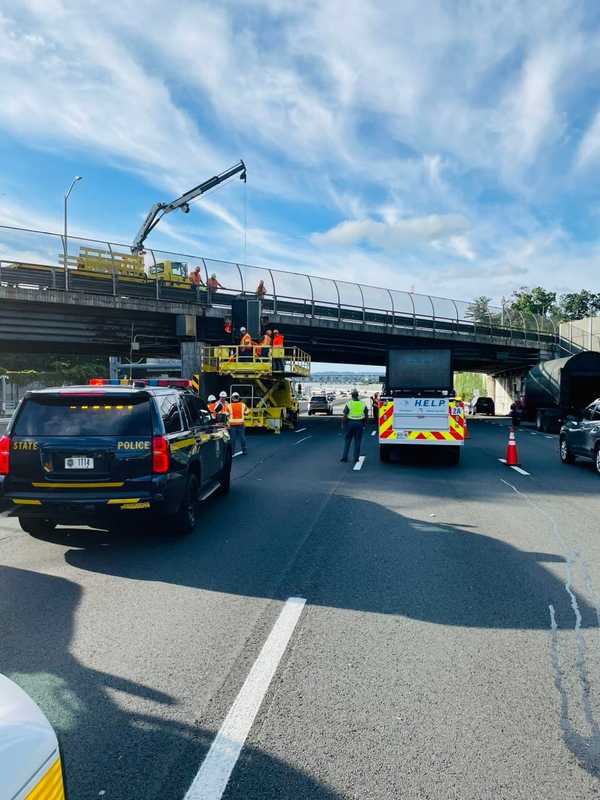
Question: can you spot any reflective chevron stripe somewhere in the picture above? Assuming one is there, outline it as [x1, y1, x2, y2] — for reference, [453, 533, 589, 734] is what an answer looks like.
[378, 399, 465, 442]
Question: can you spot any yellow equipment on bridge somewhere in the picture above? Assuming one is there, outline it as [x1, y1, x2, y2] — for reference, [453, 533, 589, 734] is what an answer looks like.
[58, 248, 198, 288]
[202, 345, 310, 433]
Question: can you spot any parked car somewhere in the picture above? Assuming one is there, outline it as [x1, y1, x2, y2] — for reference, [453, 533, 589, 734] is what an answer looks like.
[560, 399, 600, 473]
[308, 395, 333, 416]
[473, 396, 495, 416]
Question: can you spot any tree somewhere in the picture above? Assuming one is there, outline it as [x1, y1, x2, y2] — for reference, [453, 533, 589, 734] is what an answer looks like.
[467, 296, 493, 324]
[558, 290, 600, 321]
[508, 287, 557, 318]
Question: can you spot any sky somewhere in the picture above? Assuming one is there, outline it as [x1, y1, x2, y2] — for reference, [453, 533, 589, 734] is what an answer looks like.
[3, 1, 600, 310]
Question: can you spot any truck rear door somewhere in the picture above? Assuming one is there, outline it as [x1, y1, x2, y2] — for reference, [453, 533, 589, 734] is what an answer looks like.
[7, 392, 155, 494]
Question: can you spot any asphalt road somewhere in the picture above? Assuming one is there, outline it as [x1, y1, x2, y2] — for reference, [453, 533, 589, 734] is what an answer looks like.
[3, 417, 600, 799]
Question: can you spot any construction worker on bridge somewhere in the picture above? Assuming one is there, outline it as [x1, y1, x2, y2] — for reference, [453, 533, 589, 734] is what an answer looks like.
[340, 389, 369, 464]
[229, 391, 249, 455]
[260, 329, 273, 358]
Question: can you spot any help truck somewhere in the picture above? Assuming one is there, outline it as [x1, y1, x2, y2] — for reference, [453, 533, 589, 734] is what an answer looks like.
[378, 349, 465, 465]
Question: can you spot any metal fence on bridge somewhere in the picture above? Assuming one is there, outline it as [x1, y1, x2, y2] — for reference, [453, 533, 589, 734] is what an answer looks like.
[0, 224, 557, 346]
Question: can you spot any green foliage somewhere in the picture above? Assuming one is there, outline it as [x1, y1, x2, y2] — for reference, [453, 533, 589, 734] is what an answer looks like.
[454, 372, 486, 401]
[0, 354, 108, 386]
[509, 287, 557, 318]
[558, 290, 600, 321]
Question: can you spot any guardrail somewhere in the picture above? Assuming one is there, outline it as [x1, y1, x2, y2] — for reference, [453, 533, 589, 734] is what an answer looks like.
[0, 224, 558, 347]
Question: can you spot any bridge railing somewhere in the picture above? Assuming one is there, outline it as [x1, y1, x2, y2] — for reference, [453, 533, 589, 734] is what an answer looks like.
[0, 224, 557, 347]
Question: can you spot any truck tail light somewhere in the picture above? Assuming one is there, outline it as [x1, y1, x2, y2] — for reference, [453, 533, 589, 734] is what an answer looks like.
[152, 436, 170, 474]
[0, 436, 10, 475]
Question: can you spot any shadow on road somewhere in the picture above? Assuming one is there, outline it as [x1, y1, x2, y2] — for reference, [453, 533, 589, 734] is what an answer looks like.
[0, 565, 344, 800]
[51, 489, 596, 631]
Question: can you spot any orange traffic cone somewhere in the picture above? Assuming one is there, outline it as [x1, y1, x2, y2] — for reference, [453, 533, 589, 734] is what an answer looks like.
[506, 427, 520, 466]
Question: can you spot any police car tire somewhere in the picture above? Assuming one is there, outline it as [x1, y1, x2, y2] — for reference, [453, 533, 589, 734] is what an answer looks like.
[172, 474, 200, 534]
[19, 517, 56, 536]
[218, 449, 232, 494]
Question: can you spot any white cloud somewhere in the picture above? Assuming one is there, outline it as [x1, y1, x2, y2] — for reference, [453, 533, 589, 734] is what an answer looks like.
[311, 214, 468, 249]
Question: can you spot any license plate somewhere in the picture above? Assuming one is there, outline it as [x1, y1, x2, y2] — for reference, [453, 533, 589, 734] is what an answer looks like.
[65, 457, 94, 470]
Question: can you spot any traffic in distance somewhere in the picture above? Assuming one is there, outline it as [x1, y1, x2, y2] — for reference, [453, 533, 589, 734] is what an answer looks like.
[5, 324, 600, 799]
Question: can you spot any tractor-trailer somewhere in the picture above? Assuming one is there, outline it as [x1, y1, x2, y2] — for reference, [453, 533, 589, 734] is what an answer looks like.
[523, 351, 600, 432]
[378, 349, 465, 464]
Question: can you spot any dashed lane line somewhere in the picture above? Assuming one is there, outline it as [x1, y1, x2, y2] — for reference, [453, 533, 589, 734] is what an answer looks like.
[294, 436, 312, 445]
[295, 427, 307, 433]
[498, 458, 531, 476]
[233, 452, 243, 458]
[184, 597, 307, 800]
[371, 431, 376, 436]
[353, 456, 366, 471]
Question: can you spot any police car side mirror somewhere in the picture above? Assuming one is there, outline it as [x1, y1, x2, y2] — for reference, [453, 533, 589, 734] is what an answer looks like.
[566, 415, 579, 424]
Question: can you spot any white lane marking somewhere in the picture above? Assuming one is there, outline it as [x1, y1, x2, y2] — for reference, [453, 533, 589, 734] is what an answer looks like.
[184, 597, 306, 800]
[510, 465, 530, 476]
[353, 456, 365, 471]
[530, 432, 537, 436]
[294, 436, 312, 445]
[370, 431, 376, 437]
[295, 427, 307, 433]
[233, 452, 243, 458]
[498, 458, 507, 463]
[545, 435, 554, 440]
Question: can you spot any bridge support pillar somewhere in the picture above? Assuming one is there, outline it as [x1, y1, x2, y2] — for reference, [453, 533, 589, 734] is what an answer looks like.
[180, 341, 204, 380]
[485, 370, 528, 415]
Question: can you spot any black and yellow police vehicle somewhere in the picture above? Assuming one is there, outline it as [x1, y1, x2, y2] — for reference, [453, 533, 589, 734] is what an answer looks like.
[0, 378, 232, 536]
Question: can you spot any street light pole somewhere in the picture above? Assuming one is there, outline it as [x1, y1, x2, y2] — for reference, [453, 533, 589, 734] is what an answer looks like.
[63, 176, 82, 292]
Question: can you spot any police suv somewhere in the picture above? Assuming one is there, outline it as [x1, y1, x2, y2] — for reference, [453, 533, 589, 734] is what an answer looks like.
[0, 379, 232, 536]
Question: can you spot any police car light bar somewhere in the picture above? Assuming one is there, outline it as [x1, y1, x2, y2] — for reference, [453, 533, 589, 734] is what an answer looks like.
[89, 378, 191, 389]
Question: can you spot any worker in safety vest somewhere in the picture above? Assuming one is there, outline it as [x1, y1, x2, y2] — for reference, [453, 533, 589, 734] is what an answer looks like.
[272, 329, 284, 370]
[340, 389, 369, 464]
[259, 329, 272, 358]
[228, 391, 249, 455]
[207, 394, 218, 417]
[239, 326, 253, 362]
[217, 391, 230, 423]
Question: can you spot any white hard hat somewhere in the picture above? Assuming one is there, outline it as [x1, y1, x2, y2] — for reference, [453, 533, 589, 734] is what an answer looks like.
[240, 326, 246, 332]
[231, 392, 240, 400]
[219, 391, 227, 398]
[207, 394, 216, 402]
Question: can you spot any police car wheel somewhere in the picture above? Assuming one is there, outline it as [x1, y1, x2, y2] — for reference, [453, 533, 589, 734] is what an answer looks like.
[218, 449, 232, 494]
[19, 517, 56, 536]
[173, 474, 200, 534]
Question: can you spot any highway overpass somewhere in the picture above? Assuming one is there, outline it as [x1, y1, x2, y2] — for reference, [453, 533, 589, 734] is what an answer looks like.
[0, 224, 559, 372]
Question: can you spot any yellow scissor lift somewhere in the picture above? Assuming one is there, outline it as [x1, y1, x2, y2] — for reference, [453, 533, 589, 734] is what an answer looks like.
[202, 345, 311, 433]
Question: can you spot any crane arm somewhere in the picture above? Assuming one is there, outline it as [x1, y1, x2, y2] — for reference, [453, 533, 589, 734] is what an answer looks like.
[132, 160, 246, 253]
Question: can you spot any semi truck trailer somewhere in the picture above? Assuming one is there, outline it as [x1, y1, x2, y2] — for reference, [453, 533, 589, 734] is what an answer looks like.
[523, 351, 600, 432]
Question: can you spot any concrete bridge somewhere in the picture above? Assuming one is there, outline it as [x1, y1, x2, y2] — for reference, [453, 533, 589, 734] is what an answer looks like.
[0, 224, 560, 377]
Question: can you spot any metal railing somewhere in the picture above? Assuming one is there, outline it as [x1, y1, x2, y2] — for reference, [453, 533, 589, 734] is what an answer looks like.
[0, 224, 558, 347]
[202, 346, 311, 377]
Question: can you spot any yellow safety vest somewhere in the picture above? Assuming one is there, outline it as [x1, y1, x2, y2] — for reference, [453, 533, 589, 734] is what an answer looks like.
[347, 399, 367, 420]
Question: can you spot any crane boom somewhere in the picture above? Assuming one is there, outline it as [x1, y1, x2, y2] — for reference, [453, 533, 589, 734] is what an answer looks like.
[132, 160, 246, 253]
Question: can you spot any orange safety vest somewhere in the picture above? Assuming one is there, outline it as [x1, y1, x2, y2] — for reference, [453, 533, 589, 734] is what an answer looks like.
[261, 334, 272, 347]
[208, 401, 218, 416]
[229, 401, 247, 426]
[219, 401, 230, 416]
[240, 333, 253, 347]
[273, 334, 284, 347]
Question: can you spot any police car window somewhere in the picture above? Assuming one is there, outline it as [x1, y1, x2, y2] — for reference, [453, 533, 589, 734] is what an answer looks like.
[14, 395, 153, 436]
[182, 395, 206, 427]
[160, 393, 183, 434]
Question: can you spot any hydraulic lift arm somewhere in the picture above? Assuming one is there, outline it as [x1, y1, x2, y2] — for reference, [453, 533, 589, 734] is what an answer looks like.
[132, 160, 247, 253]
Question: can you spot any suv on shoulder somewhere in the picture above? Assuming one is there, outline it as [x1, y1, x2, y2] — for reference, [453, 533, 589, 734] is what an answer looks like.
[560, 398, 600, 473]
[472, 396, 495, 416]
[308, 395, 333, 416]
[0, 380, 232, 536]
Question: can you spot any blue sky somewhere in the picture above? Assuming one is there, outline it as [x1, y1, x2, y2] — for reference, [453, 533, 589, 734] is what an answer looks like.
[3, 0, 600, 308]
